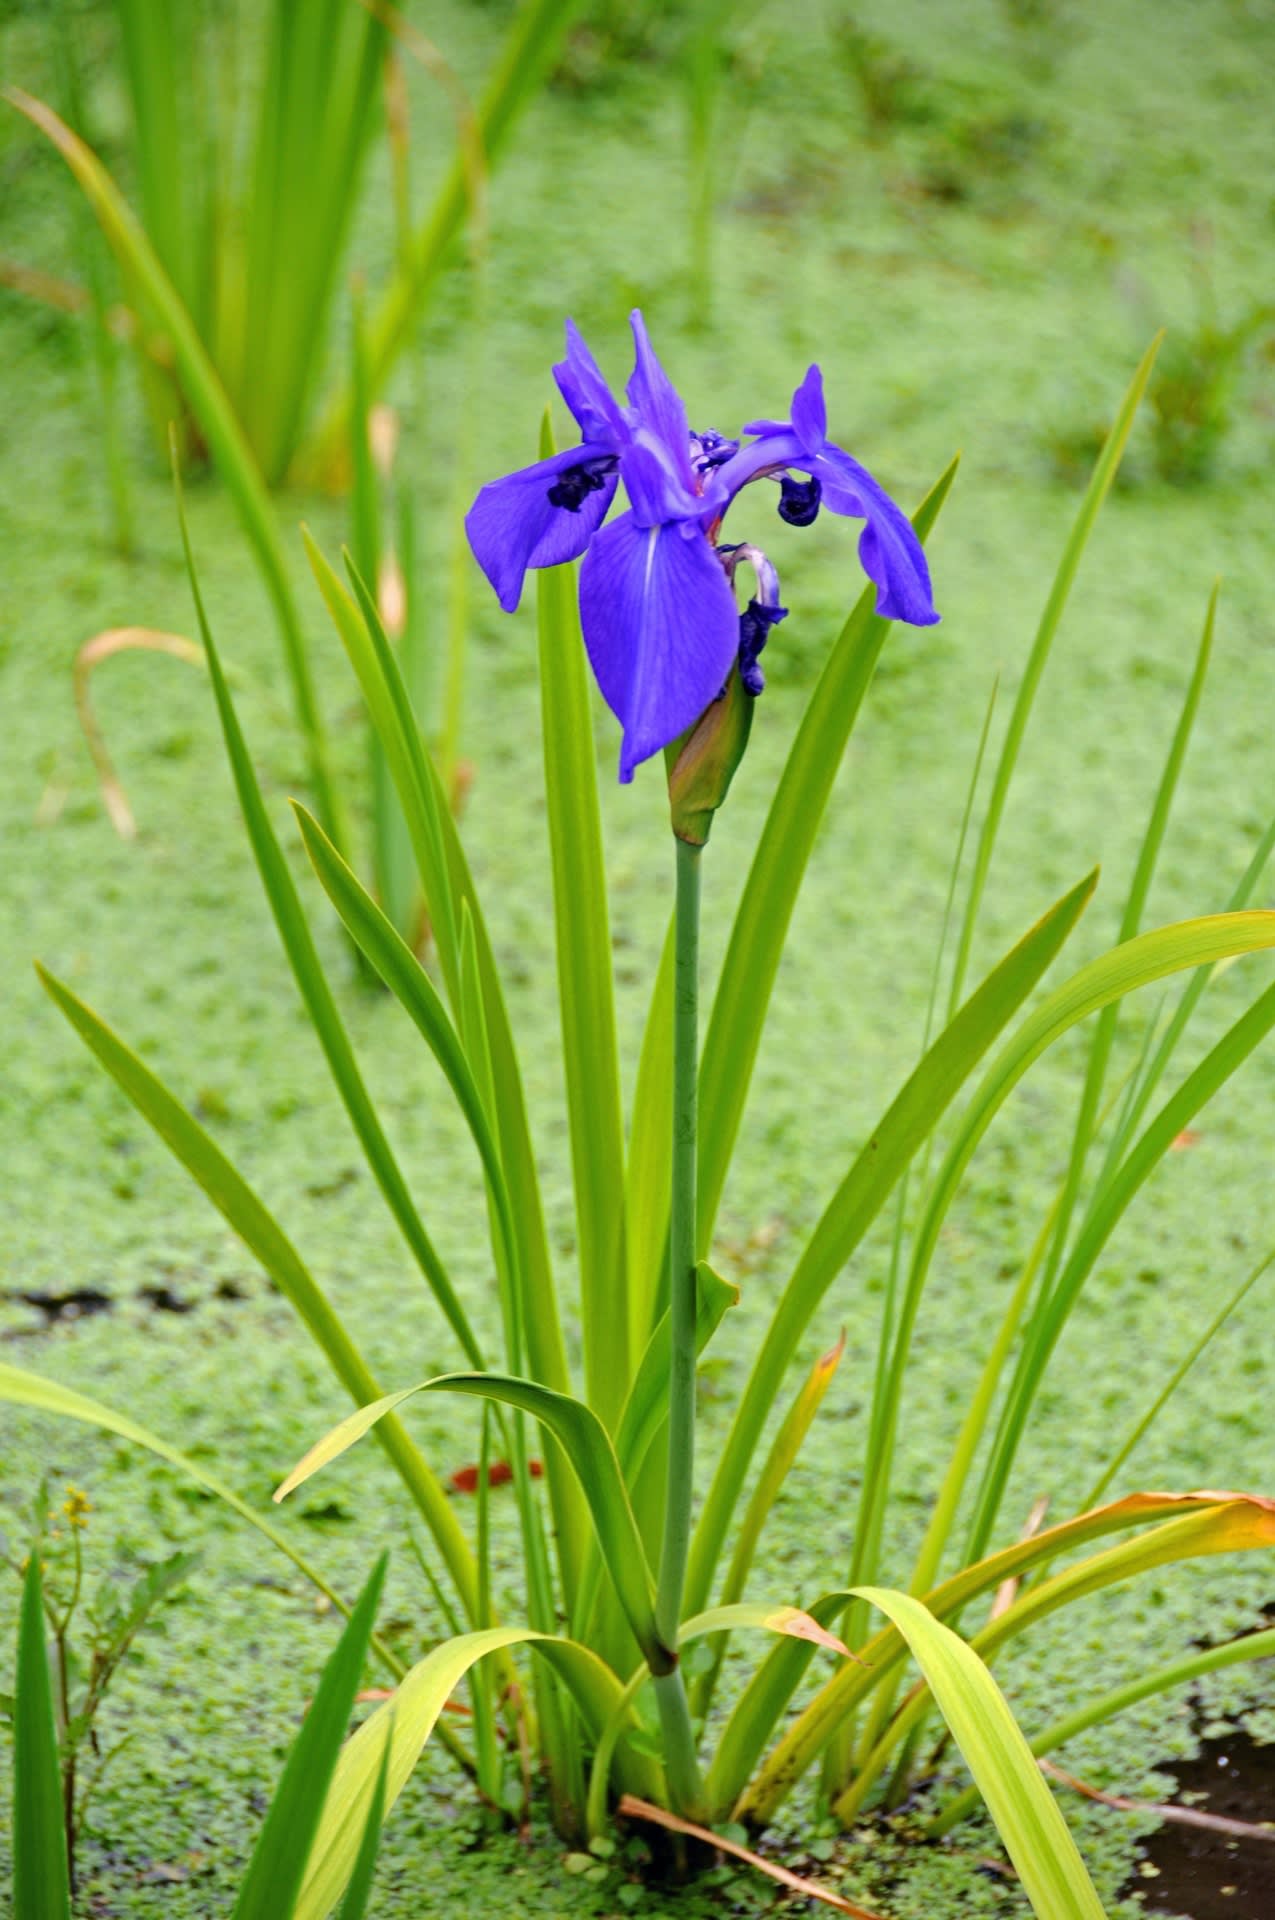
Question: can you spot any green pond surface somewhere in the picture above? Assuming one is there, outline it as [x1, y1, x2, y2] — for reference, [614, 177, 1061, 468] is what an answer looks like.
[2, 0, 1274, 1914]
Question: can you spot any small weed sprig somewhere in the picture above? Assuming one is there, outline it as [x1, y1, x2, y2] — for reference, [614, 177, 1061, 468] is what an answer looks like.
[1, 1482, 194, 1894]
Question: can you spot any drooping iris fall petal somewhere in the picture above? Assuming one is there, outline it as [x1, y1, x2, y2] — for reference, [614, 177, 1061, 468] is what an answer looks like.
[465, 447, 619, 613]
[579, 512, 740, 782]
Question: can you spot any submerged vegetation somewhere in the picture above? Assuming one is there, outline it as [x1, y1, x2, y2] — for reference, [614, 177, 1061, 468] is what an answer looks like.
[2, 1, 1274, 1916]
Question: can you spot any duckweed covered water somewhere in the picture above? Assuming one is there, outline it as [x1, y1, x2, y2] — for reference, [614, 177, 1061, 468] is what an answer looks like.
[2, 1, 1274, 1913]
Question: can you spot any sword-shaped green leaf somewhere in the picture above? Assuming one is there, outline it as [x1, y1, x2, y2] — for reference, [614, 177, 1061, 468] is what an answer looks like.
[13, 1555, 71, 1920]
[537, 411, 628, 1428]
[232, 1558, 387, 1920]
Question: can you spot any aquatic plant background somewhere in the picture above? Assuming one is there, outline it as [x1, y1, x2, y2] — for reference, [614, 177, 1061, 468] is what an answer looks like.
[2, 0, 1275, 1914]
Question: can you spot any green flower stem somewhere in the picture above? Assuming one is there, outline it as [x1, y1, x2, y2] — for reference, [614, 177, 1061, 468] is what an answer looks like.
[653, 835, 705, 1814]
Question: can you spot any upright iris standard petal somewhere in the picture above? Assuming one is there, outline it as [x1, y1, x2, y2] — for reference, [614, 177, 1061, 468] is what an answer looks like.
[465, 448, 619, 613]
[620, 430, 721, 529]
[626, 312, 697, 491]
[554, 317, 630, 444]
[579, 512, 740, 782]
[788, 364, 827, 458]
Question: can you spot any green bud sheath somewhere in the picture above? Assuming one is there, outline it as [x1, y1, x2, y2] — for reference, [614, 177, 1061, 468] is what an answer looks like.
[665, 668, 755, 845]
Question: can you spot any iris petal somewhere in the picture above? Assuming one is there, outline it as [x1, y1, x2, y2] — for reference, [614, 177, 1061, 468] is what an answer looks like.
[554, 317, 629, 445]
[790, 365, 827, 457]
[812, 445, 939, 626]
[466, 448, 617, 613]
[579, 513, 740, 782]
[626, 312, 695, 490]
[621, 429, 715, 528]
[712, 428, 938, 628]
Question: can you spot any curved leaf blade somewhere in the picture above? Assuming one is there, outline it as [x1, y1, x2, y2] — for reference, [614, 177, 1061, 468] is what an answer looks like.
[947, 335, 1162, 1011]
[297, 1625, 651, 1920]
[277, 1374, 667, 1672]
[851, 1588, 1107, 1920]
[537, 410, 628, 1426]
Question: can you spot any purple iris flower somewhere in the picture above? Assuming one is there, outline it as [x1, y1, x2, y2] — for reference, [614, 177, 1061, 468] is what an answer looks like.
[466, 312, 938, 783]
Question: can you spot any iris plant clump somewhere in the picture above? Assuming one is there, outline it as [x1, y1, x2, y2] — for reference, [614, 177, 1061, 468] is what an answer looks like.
[468, 314, 938, 1818]
[8, 317, 1275, 1920]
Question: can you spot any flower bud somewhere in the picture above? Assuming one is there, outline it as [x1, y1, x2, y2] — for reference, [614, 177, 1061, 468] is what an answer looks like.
[665, 666, 754, 846]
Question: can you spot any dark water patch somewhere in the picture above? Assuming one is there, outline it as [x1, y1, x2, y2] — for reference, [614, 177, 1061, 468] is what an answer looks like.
[13, 1285, 113, 1326]
[4, 1273, 254, 1336]
[1123, 1726, 1275, 1920]
[137, 1283, 195, 1314]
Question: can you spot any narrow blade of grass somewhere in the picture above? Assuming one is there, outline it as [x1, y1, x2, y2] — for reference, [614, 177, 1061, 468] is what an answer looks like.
[968, 969, 1275, 1559]
[13, 1555, 71, 1920]
[1084, 1241, 1275, 1509]
[1097, 799, 1275, 1179]
[696, 458, 959, 1254]
[232, 1558, 387, 1920]
[306, 539, 458, 997]
[861, 909, 1275, 1616]
[693, 1334, 846, 1720]
[1030, 582, 1218, 1345]
[947, 336, 1161, 1014]
[174, 485, 483, 1371]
